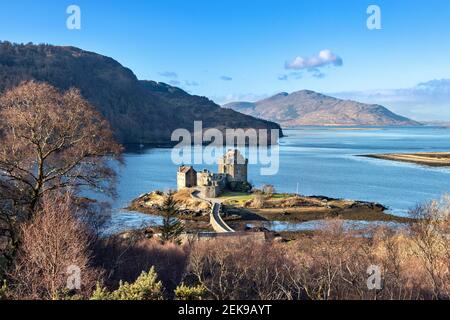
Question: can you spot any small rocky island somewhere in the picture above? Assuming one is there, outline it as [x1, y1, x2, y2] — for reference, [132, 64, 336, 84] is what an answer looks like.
[129, 150, 410, 235]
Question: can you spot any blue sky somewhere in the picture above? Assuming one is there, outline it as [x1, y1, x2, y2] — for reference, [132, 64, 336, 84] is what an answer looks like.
[1, 0, 450, 120]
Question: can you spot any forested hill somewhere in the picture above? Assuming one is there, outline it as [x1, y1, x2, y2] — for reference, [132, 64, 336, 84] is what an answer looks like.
[0, 42, 282, 144]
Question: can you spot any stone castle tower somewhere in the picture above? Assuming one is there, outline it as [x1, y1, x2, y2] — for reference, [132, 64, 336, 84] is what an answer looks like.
[177, 150, 249, 197]
[218, 149, 248, 183]
[177, 166, 197, 190]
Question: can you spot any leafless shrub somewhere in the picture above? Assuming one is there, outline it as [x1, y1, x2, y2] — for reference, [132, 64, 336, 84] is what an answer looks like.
[408, 195, 449, 299]
[186, 238, 293, 300]
[184, 217, 449, 301]
[284, 220, 375, 300]
[252, 192, 265, 209]
[371, 227, 423, 300]
[262, 184, 276, 197]
[7, 193, 101, 300]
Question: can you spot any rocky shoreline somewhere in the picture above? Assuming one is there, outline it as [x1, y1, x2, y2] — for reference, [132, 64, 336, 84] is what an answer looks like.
[128, 190, 412, 231]
[128, 189, 211, 218]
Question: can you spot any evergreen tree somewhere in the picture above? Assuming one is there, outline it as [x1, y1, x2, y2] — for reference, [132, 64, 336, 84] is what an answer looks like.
[0, 280, 8, 300]
[160, 192, 184, 244]
[90, 267, 163, 300]
[175, 283, 206, 300]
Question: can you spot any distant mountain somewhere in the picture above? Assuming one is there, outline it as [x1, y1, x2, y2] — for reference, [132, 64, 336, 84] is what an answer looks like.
[0, 42, 282, 144]
[224, 90, 420, 127]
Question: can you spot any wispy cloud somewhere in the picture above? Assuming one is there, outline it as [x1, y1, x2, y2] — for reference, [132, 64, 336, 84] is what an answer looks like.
[158, 71, 178, 78]
[158, 72, 200, 88]
[220, 75, 233, 81]
[184, 80, 199, 86]
[285, 49, 343, 70]
[310, 68, 326, 79]
[331, 79, 450, 121]
[277, 72, 303, 81]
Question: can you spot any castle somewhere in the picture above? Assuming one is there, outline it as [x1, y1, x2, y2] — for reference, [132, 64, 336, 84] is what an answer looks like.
[177, 149, 249, 198]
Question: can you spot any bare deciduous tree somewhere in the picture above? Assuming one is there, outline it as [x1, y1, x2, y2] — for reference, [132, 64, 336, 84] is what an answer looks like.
[0, 81, 123, 218]
[262, 184, 275, 197]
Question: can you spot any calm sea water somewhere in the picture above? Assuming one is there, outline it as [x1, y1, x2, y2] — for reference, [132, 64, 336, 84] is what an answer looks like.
[100, 126, 450, 234]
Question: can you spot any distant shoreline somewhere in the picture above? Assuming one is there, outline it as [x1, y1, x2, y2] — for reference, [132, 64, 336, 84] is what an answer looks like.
[123, 126, 448, 151]
[361, 152, 450, 167]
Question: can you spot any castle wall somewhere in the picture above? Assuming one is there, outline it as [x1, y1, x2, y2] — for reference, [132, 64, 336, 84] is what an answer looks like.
[177, 167, 197, 190]
[225, 163, 248, 183]
[197, 171, 227, 188]
[200, 186, 222, 198]
[177, 172, 187, 190]
[197, 171, 212, 187]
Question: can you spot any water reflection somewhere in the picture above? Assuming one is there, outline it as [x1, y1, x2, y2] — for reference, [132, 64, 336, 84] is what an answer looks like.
[247, 220, 407, 232]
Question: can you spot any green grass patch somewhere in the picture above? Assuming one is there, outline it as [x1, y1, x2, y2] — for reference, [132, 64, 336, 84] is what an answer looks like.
[219, 192, 253, 206]
[219, 192, 249, 198]
[269, 193, 292, 199]
[220, 192, 294, 206]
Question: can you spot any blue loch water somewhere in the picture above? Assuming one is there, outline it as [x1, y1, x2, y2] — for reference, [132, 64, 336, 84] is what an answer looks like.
[100, 126, 450, 234]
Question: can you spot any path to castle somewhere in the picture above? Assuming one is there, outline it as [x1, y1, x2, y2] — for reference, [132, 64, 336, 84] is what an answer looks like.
[192, 191, 235, 233]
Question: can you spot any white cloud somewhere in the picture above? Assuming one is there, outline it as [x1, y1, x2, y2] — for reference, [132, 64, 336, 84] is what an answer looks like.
[286, 49, 343, 70]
